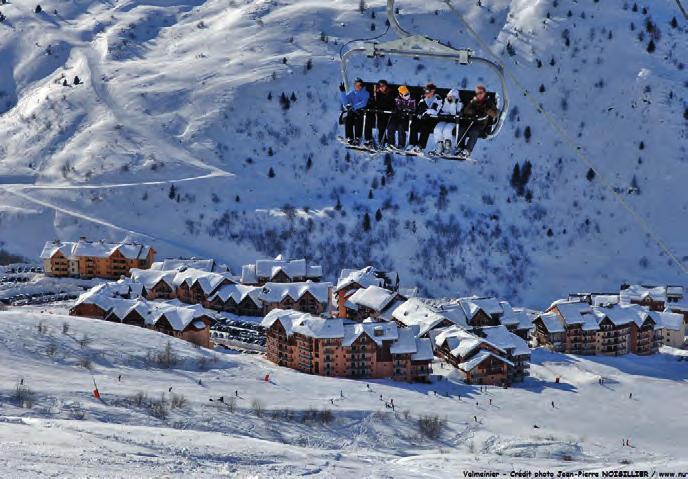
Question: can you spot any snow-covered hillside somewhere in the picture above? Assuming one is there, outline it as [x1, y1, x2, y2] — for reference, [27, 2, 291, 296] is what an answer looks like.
[0, 0, 687, 307]
[1, 308, 687, 477]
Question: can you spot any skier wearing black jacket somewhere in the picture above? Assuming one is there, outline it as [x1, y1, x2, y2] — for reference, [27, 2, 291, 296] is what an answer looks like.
[368, 80, 396, 147]
[409, 83, 442, 153]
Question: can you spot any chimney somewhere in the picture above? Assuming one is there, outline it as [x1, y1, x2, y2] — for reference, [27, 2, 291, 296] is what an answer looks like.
[79, 236, 86, 241]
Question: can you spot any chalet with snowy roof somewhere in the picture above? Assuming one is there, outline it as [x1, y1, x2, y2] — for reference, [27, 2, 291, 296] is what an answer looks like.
[258, 281, 333, 315]
[433, 326, 516, 386]
[130, 268, 178, 300]
[205, 284, 262, 316]
[619, 284, 670, 311]
[262, 309, 432, 382]
[649, 311, 686, 348]
[41, 237, 155, 279]
[153, 258, 230, 273]
[173, 268, 234, 304]
[343, 285, 406, 321]
[476, 325, 531, 382]
[497, 301, 536, 339]
[240, 255, 322, 285]
[535, 300, 660, 356]
[70, 279, 144, 318]
[391, 298, 468, 338]
[334, 266, 399, 317]
[458, 296, 503, 327]
[70, 284, 213, 348]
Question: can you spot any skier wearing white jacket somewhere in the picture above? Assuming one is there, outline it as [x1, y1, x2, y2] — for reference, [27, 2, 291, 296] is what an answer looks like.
[432, 89, 462, 155]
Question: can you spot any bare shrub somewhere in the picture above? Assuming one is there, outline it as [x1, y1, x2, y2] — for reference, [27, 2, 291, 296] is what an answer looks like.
[15, 384, 35, 408]
[402, 409, 411, 420]
[131, 391, 148, 407]
[561, 454, 575, 462]
[170, 393, 188, 409]
[45, 342, 58, 357]
[418, 414, 445, 440]
[620, 459, 632, 465]
[150, 341, 178, 368]
[318, 408, 334, 424]
[197, 355, 209, 370]
[149, 395, 169, 420]
[37, 321, 48, 335]
[251, 398, 264, 417]
[467, 440, 476, 454]
[62, 322, 69, 335]
[78, 357, 93, 370]
[71, 402, 86, 420]
[77, 334, 93, 349]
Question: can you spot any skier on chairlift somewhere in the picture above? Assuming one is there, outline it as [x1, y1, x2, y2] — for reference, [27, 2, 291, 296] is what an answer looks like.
[432, 88, 462, 156]
[339, 78, 371, 145]
[409, 83, 442, 154]
[386, 85, 417, 151]
[456, 84, 498, 158]
[369, 79, 396, 149]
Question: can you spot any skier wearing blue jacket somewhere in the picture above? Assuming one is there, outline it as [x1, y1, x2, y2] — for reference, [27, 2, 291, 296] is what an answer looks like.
[339, 78, 370, 145]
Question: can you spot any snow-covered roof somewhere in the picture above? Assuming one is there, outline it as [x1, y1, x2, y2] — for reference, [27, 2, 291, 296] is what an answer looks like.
[499, 301, 536, 330]
[650, 311, 684, 331]
[336, 266, 390, 292]
[40, 241, 77, 259]
[377, 299, 406, 322]
[479, 325, 530, 357]
[459, 351, 513, 372]
[620, 285, 668, 304]
[343, 321, 399, 346]
[173, 268, 232, 294]
[592, 295, 620, 307]
[392, 298, 466, 336]
[261, 309, 344, 338]
[130, 268, 177, 289]
[258, 281, 331, 304]
[594, 304, 652, 327]
[389, 326, 419, 354]
[553, 301, 599, 331]
[160, 258, 229, 273]
[69, 239, 152, 260]
[248, 255, 322, 281]
[208, 284, 261, 305]
[537, 312, 565, 333]
[347, 285, 397, 312]
[411, 338, 434, 361]
[459, 296, 503, 319]
[434, 326, 489, 359]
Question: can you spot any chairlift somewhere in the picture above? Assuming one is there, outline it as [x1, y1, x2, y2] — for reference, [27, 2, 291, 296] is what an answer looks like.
[338, 0, 509, 160]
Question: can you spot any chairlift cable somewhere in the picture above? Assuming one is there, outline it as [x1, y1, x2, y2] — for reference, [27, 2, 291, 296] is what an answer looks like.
[443, 0, 688, 276]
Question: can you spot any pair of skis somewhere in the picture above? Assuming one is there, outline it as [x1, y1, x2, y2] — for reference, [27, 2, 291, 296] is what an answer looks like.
[337, 137, 472, 161]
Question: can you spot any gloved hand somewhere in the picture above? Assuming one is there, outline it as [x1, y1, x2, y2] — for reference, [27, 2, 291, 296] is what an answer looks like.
[345, 103, 353, 111]
[339, 83, 346, 92]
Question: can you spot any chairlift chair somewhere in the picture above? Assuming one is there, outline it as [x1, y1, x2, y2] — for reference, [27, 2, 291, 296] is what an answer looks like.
[338, 0, 509, 160]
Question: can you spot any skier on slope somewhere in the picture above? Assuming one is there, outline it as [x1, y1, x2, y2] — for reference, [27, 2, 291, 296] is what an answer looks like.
[432, 88, 462, 155]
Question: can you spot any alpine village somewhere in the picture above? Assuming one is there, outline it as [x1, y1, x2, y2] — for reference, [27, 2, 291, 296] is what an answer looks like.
[39, 237, 687, 388]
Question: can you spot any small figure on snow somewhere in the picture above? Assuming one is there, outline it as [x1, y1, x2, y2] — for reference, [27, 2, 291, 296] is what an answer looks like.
[551, 401, 555, 408]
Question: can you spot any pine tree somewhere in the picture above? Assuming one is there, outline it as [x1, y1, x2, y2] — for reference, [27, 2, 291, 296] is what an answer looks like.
[646, 40, 656, 53]
[306, 156, 312, 169]
[375, 208, 382, 221]
[279, 92, 290, 110]
[385, 157, 394, 177]
[586, 168, 596, 181]
[510, 163, 521, 190]
[267, 92, 272, 100]
[639, 141, 645, 150]
[268, 167, 275, 178]
[358, 0, 366, 12]
[368, 189, 373, 199]
[35, 4, 42, 13]
[73, 76, 81, 85]
[670, 17, 678, 29]
[524, 126, 532, 143]
[290, 92, 297, 102]
[168, 184, 176, 199]
[305, 59, 312, 71]
[362, 212, 371, 231]
[335, 198, 342, 210]
[235, 195, 240, 202]
[539, 84, 546, 93]
[521, 160, 532, 185]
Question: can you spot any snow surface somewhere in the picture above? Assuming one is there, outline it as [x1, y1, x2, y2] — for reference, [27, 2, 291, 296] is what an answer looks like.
[2, 307, 688, 477]
[0, 0, 686, 308]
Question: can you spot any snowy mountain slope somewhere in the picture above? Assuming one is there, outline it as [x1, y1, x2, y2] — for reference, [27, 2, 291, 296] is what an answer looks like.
[1, 307, 688, 476]
[0, 0, 687, 307]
